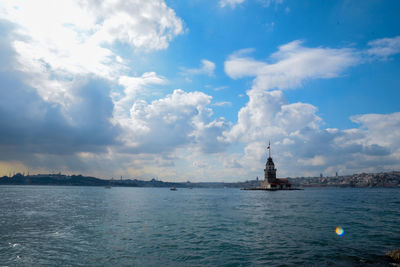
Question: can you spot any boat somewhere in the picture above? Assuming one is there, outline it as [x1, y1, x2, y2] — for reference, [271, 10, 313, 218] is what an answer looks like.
[170, 187, 177, 191]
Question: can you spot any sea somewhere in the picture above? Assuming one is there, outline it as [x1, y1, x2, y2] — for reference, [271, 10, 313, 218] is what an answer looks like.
[0, 186, 399, 266]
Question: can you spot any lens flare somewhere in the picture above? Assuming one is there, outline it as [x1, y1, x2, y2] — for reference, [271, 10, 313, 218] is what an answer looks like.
[335, 226, 344, 236]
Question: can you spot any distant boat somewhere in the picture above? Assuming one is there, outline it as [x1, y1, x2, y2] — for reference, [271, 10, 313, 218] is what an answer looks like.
[170, 187, 177, 191]
[104, 185, 112, 189]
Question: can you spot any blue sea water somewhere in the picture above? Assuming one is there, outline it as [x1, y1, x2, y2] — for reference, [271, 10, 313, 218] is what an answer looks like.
[0, 186, 399, 266]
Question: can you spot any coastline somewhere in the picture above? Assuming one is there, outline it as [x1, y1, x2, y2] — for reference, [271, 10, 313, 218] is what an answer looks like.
[0, 171, 399, 188]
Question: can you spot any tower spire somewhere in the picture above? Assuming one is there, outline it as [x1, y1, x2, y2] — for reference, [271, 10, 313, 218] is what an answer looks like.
[267, 140, 271, 158]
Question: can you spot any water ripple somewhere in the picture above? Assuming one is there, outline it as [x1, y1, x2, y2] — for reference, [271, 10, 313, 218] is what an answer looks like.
[0, 186, 399, 266]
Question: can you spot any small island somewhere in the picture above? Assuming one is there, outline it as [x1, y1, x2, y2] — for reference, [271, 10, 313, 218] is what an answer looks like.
[243, 142, 301, 191]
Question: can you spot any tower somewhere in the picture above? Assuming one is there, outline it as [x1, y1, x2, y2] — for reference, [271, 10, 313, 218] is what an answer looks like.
[259, 141, 292, 189]
[264, 141, 277, 184]
[264, 155, 277, 183]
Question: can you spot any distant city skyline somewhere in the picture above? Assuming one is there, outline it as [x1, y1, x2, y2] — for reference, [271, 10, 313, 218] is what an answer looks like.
[0, 0, 399, 181]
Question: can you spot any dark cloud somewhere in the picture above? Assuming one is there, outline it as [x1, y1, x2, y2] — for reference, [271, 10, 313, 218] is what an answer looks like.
[362, 144, 391, 156]
[0, 21, 120, 163]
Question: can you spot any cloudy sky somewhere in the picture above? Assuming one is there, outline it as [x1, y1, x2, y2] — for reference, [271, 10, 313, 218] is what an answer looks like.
[0, 0, 399, 181]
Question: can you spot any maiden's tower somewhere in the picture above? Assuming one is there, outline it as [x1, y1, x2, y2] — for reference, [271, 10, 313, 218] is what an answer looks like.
[243, 141, 294, 190]
[261, 142, 291, 189]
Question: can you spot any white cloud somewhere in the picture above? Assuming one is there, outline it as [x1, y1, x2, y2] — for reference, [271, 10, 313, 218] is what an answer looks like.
[0, 0, 191, 178]
[261, 0, 284, 7]
[367, 36, 400, 59]
[115, 72, 166, 118]
[1, 1, 399, 182]
[87, 0, 184, 51]
[212, 101, 232, 107]
[219, 0, 284, 8]
[222, 41, 400, 178]
[182, 59, 216, 77]
[219, 0, 245, 8]
[298, 155, 326, 166]
[192, 160, 207, 168]
[192, 117, 231, 153]
[225, 41, 359, 92]
[117, 89, 228, 154]
[224, 88, 322, 144]
[223, 91, 400, 177]
[223, 157, 243, 169]
[350, 112, 400, 148]
[214, 86, 229, 91]
[0, 0, 184, 103]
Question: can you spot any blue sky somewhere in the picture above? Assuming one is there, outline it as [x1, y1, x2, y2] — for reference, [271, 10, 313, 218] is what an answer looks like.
[0, 0, 399, 181]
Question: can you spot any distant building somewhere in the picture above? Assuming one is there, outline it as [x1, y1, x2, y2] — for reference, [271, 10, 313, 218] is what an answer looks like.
[261, 142, 291, 189]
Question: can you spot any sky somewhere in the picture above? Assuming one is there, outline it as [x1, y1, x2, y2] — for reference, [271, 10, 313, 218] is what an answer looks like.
[0, 0, 399, 181]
